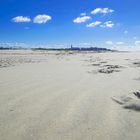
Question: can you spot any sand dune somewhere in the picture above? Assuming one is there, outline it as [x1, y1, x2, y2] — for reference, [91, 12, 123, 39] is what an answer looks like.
[0, 50, 140, 140]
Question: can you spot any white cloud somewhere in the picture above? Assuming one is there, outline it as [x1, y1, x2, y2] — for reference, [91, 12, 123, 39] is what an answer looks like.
[135, 40, 140, 46]
[91, 8, 114, 15]
[0, 42, 27, 48]
[33, 14, 52, 24]
[124, 30, 128, 34]
[73, 16, 91, 23]
[106, 41, 113, 45]
[86, 21, 102, 27]
[80, 13, 86, 16]
[12, 16, 31, 23]
[116, 42, 124, 45]
[100, 21, 114, 28]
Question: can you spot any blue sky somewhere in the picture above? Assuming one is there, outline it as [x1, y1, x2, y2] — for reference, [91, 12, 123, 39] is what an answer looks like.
[0, 0, 140, 49]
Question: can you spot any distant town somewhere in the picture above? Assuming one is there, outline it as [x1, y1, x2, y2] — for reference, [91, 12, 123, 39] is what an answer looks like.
[0, 45, 113, 52]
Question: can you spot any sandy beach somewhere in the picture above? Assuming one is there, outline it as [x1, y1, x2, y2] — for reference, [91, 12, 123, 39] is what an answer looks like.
[0, 50, 140, 140]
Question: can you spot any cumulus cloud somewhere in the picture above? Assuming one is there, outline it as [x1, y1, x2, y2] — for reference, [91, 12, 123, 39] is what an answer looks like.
[116, 42, 124, 45]
[86, 21, 102, 27]
[12, 16, 31, 23]
[33, 14, 52, 24]
[135, 40, 140, 46]
[74, 7, 114, 27]
[91, 8, 114, 15]
[73, 16, 91, 23]
[100, 21, 114, 28]
[106, 41, 113, 45]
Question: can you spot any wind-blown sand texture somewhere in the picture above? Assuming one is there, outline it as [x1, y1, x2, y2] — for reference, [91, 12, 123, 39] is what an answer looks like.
[0, 50, 140, 140]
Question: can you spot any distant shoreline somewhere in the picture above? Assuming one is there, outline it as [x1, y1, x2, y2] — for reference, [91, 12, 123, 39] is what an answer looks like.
[0, 47, 116, 52]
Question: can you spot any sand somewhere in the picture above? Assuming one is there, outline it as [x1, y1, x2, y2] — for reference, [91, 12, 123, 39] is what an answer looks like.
[0, 50, 140, 140]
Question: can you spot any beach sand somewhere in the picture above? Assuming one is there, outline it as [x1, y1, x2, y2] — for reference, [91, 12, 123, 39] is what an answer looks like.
[0, 50, 140, 140]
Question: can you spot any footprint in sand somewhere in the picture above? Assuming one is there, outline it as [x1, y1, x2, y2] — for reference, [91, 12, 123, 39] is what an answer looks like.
[132, 61, 140, 67]
[111, 92, 140, 112]
[134, 77, 140, 81]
